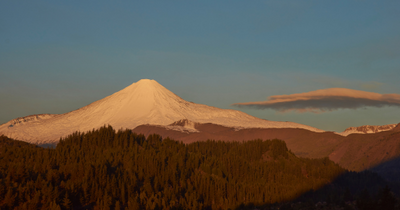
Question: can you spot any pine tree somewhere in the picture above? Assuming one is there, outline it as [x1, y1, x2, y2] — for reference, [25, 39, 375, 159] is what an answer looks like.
[128, 196, 140, 210]
[378, 185, 396, 210]
[343, 188, 353, 202]
[62, 193, 71, 210]
[3, 188, 16, 209]
[49, 200, 62, 210]
[115, 200, 121, 210]
[29, 190, 41, 210]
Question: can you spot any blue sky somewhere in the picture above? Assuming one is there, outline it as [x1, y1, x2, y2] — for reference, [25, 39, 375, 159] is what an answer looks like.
[1, 0, 400, 132]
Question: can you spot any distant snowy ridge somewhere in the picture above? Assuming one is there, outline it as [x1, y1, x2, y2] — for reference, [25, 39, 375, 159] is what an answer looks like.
[339, 124, 397, 136]
[0, 79, 324, 145]
[149, 119, 200, 134]
[165, 119, 199, 133]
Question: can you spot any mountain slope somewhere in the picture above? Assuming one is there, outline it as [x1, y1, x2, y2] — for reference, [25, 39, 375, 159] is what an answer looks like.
[0, 79, 323, 144]
[133, 120, 344, 159]
[329, 123, 400, 171]
[133, 121, 400, 173]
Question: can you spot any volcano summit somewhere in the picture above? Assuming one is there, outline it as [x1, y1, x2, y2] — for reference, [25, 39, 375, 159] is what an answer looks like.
[0, 79, 323, 145]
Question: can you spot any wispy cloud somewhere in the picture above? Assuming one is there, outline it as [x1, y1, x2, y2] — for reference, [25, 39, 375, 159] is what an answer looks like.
[232, 88, 400, 113]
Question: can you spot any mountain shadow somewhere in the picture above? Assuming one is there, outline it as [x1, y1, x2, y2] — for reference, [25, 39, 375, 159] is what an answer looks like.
[370, 155, 400, 183]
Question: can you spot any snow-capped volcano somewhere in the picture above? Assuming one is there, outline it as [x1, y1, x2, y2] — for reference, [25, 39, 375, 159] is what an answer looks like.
[0, 79, 324, 144]
[339, 124, 397, 136]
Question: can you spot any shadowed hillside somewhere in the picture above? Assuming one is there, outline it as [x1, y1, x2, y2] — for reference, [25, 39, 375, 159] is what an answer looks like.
[371, 156, 400, 183]
[133, 123, 345, 158]
[133, 122, 400, 174]
[329, 124, 400, 172]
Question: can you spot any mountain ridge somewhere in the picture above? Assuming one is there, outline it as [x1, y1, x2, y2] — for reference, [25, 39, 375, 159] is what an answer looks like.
[340, 123, 397, 136]
[133, 121, 400, 173]
[0, 79, 323, 144]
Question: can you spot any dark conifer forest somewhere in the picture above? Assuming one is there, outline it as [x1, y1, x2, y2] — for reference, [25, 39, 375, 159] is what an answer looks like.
[0, 126, 398, 210]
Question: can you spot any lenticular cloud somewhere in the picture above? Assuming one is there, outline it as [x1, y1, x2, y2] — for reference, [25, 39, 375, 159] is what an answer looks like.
[232, 88, 400, 113]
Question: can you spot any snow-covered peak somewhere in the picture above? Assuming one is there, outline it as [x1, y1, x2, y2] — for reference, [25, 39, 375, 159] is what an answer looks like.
[0, 79, 324, 145]
[339, 124, 397, 136]
[123, 79, 168, 95]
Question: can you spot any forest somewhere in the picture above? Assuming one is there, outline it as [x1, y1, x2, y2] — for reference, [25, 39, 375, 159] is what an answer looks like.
[0, 125, 398, 210]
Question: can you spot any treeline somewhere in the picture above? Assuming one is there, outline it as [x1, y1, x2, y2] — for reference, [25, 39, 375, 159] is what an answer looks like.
[0, 125, 395, 210]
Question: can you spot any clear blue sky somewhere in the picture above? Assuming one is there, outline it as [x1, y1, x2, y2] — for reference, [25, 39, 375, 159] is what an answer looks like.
[1, 0, 399, 132]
